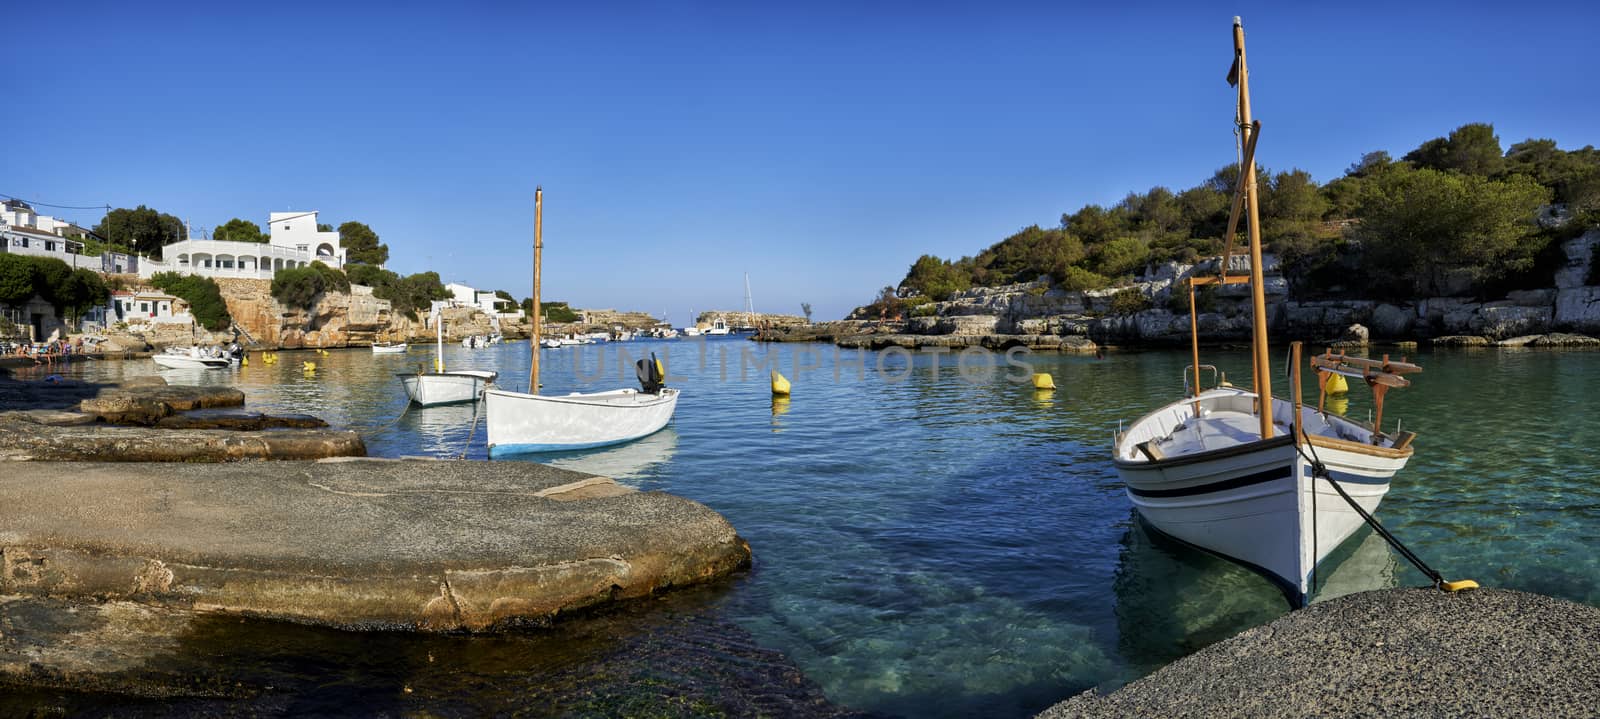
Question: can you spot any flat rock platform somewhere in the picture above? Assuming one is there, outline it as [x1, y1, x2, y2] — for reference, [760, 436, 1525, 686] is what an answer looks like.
[1041, 588, 1600, 718]
[0, 458, 750, 632]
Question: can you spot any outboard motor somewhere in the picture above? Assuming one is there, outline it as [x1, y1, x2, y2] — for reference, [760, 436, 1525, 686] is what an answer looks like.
[635, 352, 665, 394]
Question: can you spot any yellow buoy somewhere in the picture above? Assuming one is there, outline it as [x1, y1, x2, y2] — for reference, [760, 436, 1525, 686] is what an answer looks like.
[770, 371, 791, 396]
[1032, 373, 1055, 390]
[1324, 373, 1349, 394]
[241, 356, 248, 366]
[434, 357, 444, 372]
[302, 361, 316, 372]
[1442, 579, 1479, 593]
[1326, 395, 1350, 416]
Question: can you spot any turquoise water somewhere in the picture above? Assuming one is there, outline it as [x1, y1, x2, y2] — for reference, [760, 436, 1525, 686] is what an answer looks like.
[15, 339, 1600, 716]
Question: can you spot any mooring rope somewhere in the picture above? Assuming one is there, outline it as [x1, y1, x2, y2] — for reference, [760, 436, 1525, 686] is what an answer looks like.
[457, 396, 483, 460]
[1294, 438, 1466, 592]
[352, 399, 412, 439]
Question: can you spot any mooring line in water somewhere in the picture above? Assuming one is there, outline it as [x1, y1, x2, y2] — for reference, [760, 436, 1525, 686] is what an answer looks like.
[1295, 440, 1478, 594]
[457, 398, 483, 459]
[352, 400, 412, 439]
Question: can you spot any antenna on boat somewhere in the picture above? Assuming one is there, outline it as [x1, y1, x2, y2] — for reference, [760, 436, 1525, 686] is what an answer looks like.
[530, 186, 543, 395]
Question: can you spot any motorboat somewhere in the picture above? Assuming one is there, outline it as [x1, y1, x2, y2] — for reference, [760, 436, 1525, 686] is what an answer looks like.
[152, 346, 237, 370]
[372, 342, 408, 354]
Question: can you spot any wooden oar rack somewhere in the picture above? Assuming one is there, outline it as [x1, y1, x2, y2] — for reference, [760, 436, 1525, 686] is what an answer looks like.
[1309, 349, 1423, 438]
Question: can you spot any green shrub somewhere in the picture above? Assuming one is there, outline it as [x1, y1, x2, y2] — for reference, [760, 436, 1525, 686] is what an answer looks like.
[1165, 284, 1218, 315]
[910, 303, 938, 317]
[346, 263, 396, 288]
[271, 262, 351, 311]
[1108, 288, 1152, 315]
[1056, 265, 1110, 292]
[149, 272, 231, 331]
[541, 301, 580, 323]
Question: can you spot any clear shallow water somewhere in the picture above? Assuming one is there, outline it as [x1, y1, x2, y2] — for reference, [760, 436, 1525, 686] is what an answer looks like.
[13, 340, 1600, 716]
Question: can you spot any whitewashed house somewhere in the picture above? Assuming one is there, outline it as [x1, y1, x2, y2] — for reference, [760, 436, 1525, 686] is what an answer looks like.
[446, 282, 522, 317]
[110, 290, 189, 325]
[0, 199, 100, 270]
[138, 210, 346, 280]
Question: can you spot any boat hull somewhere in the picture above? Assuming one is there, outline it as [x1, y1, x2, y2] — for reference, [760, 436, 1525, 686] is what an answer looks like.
[1114, 389, 1408, 605]
[153, 354, 231, 369]
[372, 344, 408, 354]
[398, 371, 496, 406]
[484, 387, 678, 456]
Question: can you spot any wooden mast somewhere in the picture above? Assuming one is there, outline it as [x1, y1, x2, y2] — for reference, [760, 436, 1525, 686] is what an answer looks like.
[1234, 17, 1274, 439]
[530, 187, 542, 394]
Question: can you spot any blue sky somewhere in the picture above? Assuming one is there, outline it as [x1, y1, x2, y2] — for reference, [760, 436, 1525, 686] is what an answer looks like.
[7, 1, 1596, 322]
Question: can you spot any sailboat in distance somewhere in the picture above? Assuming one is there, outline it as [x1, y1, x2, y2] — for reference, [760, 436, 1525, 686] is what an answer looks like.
[484, 187, 680, 456]
[1111, 17, 1425, 608]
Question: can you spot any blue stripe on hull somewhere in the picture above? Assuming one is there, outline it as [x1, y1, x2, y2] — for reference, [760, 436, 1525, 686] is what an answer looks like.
[488, 431, 660, 457]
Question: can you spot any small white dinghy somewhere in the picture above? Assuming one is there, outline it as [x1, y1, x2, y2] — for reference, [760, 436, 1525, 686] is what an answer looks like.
[372, 342, 408, 354]
[485, 187, 679, 457]
[399, 303, 497, 406]
[400, 369, 498, 406]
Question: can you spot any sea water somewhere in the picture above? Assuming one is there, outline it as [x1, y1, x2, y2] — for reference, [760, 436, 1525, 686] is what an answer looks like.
[11, 339, 1597, 717]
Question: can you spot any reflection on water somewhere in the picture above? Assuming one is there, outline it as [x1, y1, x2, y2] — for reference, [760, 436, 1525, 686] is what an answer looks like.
[20, 341, 1600, 717]
[1109, 517, 1399, 682]
[533, 428, 680, 481]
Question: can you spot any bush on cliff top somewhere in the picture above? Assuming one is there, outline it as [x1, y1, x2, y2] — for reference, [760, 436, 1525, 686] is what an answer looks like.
[149, 272, 231, 331]
[270, 262, 349, 312]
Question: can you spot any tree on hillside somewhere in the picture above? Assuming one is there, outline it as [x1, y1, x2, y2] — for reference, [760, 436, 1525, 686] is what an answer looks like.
[95, 206, 184, 259]
[492, 289, 516, 311]
[214, 218, 265, 243]
[149, 272, 231, 330]
[1403, 123, 1504, 176]
[346, 263, 395, 288]
[1356, 165, 1549, 296]
[901, 254, 974, 300]
[1346, 151, 1394, 178]
[339, 221, 389, 266]
[317, 223, 333, 232]
[801, 302, 813, 323]
[1261, 169, 1331, 251]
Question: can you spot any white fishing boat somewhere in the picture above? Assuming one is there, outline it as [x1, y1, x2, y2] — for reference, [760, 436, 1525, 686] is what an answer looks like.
[704, 316, 730, 335]
[372, 342, 408, 354]
[486, 384, 680, 456]
[399, 302, 498, 406]
[485, 187, 680, 457]
[540, 338, 564, 349]
[400, 369, 498, 406]
[1112, 18, 1439, 608]
[152, 347, 232, 370]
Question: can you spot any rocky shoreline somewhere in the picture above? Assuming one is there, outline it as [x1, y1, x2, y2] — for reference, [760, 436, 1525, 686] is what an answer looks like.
[771, 229, 1600, 354]
[0, 371, 751, 643]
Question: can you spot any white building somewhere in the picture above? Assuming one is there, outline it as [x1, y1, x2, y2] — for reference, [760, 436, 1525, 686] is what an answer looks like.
[446, 282, 521, 316]
[138, 210, 346, 280]
[0, 199, 99, 269]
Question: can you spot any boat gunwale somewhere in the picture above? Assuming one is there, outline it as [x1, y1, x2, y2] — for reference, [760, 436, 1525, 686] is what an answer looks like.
[484, 386, 678, 408]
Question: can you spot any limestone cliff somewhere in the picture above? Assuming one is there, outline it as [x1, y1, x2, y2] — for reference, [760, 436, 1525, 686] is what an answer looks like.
[841, 228, 1600, 347]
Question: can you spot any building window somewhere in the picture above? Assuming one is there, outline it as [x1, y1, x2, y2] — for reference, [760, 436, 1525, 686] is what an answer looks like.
[140, 302, 149, 313]
[45, 241, 56, 251]
[283, 225, 290, 231]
